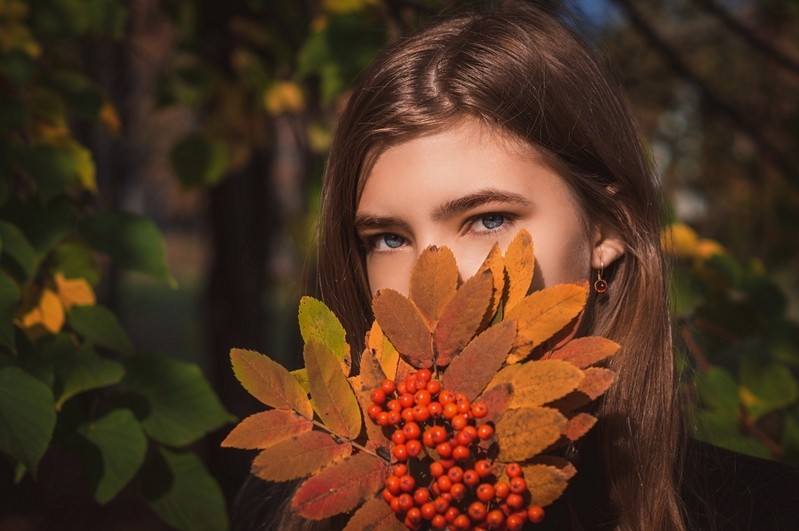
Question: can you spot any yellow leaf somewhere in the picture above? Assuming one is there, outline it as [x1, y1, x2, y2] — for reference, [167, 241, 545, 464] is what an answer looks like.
[696, 238, 725, 259]
[521, 463, 575, 507]
[476, 243, 505, 319]
[292, 368, 310, 394]
[54, 273, 95, 309]
[18, 288, 64, 335]
[263, 81, 304, 115]
[304, 339, 362, 439]
[503, 229, 534, 312]
[496, 406, 567, 461]
[366, 320, 398, 380]
[251, 431, 351, 482]
[99, 100, 122, 135]
[488, 359, 584, 409]
[661, 223, 698, 258]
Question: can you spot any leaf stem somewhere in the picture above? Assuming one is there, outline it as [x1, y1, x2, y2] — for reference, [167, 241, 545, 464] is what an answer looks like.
[310, 419, 387, 461]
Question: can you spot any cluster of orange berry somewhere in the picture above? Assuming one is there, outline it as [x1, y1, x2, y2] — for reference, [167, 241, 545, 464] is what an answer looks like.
[367, 369, 545, 530]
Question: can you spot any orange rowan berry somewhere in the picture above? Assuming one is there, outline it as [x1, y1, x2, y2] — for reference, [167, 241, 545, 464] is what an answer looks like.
[439, 458, 456, 470]
[476, 483, 495, 502]
[486, 509, 505, 528]
[442, 402, 459, 419]
[397, 493, 414, 511]
[427, 401, 443, 417]
[509, 476, 527, 494]
[477, 424, 494, 440]
[447, 466, 464, 483]
[431, 514, 447, 529]
[506, 514, 526, 530]
[392, 464, 407, 477]
[451, 414, 468, 431]
[463, 469, 480, 486]
[406, 439, 422, 457]
[370, 388, 386, 405]
[505, 462, 522, 478]
[423, 429, 435, 447]
[444, 506, 460, 523]
[468, 501, 488, 522]
[452, 514, 472, 529]
[427, 380, 441, 395]
[401, 408, 416, 422]
[389, 496, 402, 513]
[412, 405, 430, 422]
[528, 505, 545, 524]
[450, 482, 467, 501]
[387, 410, 402, 425]
[392, 444, 408, 461]
[405, 378, 418, 394]
[414, 390, 432, 406]
[399, 474, 415, 492]
[381, 379, 395, 395]
[397, 380, 407, 394]
[403, 516, 421, 530]
[413, 487, 430, 505]
[406, 507, 423, 525]
[417, 368, 432, 382]
[457, 400, 471, 415]
[367, 404, 382, 420]
[377, 411, 391, 426]
[403, 421, 422, 440]
[456, 429, 475, 446]
[471, 401, 488, 418]
[439, 389, 456, 405]
[506, 493, 525, 510]
[398, 393, 415, 409]
[433, 496, 450, 514]
[494, 480, 510, 499]
[431, 425, 448, 444]
[387, 399, 401, 412]
[391, 430, 406, 445]
[436, 475, 453, 493]
[420, 501, 436, 520]
[452, 444, 470, 461]
[382, 488, 394, 503]
[429, 461, 445, 478]
[385, 475, 401, 495]
[436, 442, 453, 458]
[475, 459, 493, 477]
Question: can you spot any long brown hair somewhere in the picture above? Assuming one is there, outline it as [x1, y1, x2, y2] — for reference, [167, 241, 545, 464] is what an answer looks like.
[318, 2, 685, 530]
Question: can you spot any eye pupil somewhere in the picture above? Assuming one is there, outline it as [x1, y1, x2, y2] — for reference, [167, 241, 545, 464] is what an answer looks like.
[482, 214, 504, 229]
[384, 234, 404, 248]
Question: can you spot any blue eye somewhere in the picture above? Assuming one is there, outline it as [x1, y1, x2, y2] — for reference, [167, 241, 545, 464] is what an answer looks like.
[481, 214, 505, 230]
[382, 234, 405, 249]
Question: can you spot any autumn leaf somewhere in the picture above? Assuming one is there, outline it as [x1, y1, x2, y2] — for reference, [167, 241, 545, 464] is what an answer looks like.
[349, 375, 391, 452]
[359, 349, 387, 390]
[488, 359, 584, 409]
[54, 273, 96, 309]
[304, 339, 362, 439]
[504, 229, 534, 312]
[476, 383, 512, 424]
[372, 290, 434, 369]
[18, 287, 64, 336]
[441, 319, 516, 402]
[496, 407, 567, 461]
[292, 452, 388, 520]
[221, 409, 312, 450]
[546, 336, 619, 368]
[230, 348, 313, 419]
[343, 497, 405, 531]
[476, 243, 505, 319]
[577, 367, 616, 400]
[505, 283, 588, 356]
[251, 431, 351, 482]
[433, 269, 494, 367]
[292, 368, 310, 394]
[522, 463, 575, 507]
[409, 246, 458, 326]
[299, 296, 351, 375]
[563, 412, 597, 442]
[366, 321, 399, 381]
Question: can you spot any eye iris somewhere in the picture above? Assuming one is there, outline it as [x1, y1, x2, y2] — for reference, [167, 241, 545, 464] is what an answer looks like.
[384, 234, 404, 248]
[482, 215, 504, 230]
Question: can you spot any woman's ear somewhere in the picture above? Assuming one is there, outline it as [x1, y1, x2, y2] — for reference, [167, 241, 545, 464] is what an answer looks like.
[591, 226, 625, 269]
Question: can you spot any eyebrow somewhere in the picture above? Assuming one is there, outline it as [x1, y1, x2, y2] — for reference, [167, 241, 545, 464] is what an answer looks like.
[431, 188, 532, 221]
[353, 214, 411, 233]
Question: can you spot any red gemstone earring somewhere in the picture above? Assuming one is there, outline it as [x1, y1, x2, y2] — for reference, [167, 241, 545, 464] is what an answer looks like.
[594, 260, 608, 294]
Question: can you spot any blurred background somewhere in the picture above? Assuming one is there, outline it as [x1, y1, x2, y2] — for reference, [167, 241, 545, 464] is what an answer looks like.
[1, 0, 798, 529]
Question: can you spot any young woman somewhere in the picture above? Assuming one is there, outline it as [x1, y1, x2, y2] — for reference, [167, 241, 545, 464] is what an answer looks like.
[233, 2, 799, 529]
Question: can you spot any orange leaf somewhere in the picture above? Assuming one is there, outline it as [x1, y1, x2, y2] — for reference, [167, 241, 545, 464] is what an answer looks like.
[577, 367, 616, 400]
[521, 463, 575, 507]
[433, 269, 494, 367]
[496, 407, 567, 461]
[504, 229, 534, 312]
[546, 336, 620, 368]
[476, 383, 512, 424]
[344, 497, 405, 531]
[54, 273, 96, 309]
[251, 431, 351, 482]
[366, 321, 398, 382]
[305, 339, 362, 439]
[349, 374, 391, 452]
[409, 246, 458, 326]
[476, 243, 505, 319]
[563, 412, 597, 442]
[359, 348, 388, 390]
[292, 452, 388, 520]
[442, 320, 516, 402]
[488, 359, 584, 409]
[373, 290, 434, 369]
[505, 283, 588, 356]
[230, 348, 313, 419]
[19, 288, 64, 334]
[221, 409, 312, 449]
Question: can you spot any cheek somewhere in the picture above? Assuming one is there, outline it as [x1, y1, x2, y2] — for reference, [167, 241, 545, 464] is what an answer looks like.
[530, 227, 592, 289]
[366, 254, 416, 296]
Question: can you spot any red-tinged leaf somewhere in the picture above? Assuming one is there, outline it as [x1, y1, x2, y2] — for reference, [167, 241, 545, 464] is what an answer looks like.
[563, 412, 597, 442]
[488, 359, 584, 409]
[251, 431, 351, 482]
[521, 463, 573, 507]
[298, 296, 351, 375]
[344, 497, 406, 531]
[409, 246, 458, 326]
[349, 375, 391, 452]
[495, 407, 567, 461]
[230, 348, 313, 419]
[359, 349, 388, 390]
[577, 367, 616, 400]
[476, 243, 505, 319]
[476, 383, 512, 424]
[304, 339, 362, 439]
[504, 229, 534, 312]
[373, 290, 434, 369]
[546, 336, 620, 368]
[221, 409, 312, 450]
[505, 283, 588, 356]
[441, 320, 516, 402]
[367, 321, 399, 381]
[292, 452, 389, 520]
[433, 269, 494, 367]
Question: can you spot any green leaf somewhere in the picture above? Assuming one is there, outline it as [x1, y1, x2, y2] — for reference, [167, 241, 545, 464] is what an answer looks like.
[0, 366, 56, 472]
[0, 49, 36, 87]
[0, 220, 38, 283]
[67, 305, 135, 355]
[140, 448, 228, 531]
[78, 409, 147, 504]
[48, 241, 101, 285]
[17, 143, 78, 202]
[122, 353, 234, 446]
[46, 70, 104, 121]
[694, 410, 770, 459]
[739, 356, 799, 421]
[80, 211, 176, 285]
[55, 343, 125, 409]
[298, 296, 350, 372]
[170, 133, 229, 188]
[695, 366, 739, 423]
[0, 271, 20, 352]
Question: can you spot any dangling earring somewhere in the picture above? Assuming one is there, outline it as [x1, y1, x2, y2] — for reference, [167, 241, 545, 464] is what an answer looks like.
[594, 259, 608, 294]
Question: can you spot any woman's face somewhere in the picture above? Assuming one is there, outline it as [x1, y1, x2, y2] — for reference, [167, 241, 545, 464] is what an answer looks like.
[356, 120, 620, 296]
